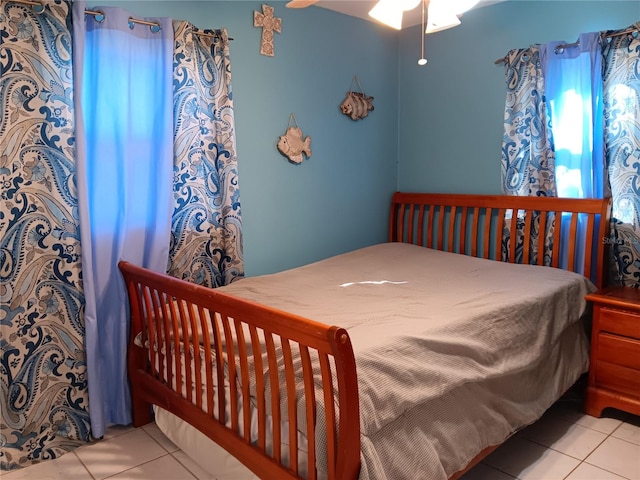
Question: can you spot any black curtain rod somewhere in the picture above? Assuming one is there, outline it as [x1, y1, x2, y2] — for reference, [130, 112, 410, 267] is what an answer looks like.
[495, 26, 637, 65]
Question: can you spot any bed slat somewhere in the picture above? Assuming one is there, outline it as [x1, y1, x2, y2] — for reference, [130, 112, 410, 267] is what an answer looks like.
[282, 338, 299, 474]
[266, 332, 282, 461]
[300, 345, 317, 480]
[537, 212, 547, 266]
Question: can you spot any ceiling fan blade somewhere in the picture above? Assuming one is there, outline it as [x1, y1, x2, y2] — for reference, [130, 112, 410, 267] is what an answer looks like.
[285, 0, 319, 8]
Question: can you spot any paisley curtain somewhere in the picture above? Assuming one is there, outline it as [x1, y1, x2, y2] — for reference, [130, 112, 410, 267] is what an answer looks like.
[500, 47, 556, 265]
[602, 23, 640, 288]
[72, 1, 175, 439]
[169, 21, 243, 287]
[0, 0, 90, 470]
[501, 46, 557, 198]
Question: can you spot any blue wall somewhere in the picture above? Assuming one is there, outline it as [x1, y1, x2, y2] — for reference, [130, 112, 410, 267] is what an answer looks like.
[88, 1, 639, 275]
[91, 1, 400, 276]
[397, 0, 639, 194]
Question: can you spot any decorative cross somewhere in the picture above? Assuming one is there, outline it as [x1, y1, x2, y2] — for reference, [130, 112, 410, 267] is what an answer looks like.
[254, 4, 281, 57]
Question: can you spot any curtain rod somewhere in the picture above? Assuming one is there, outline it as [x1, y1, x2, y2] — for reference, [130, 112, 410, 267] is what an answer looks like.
[8, 0, 232, 40]
[494, 26, 638, 65]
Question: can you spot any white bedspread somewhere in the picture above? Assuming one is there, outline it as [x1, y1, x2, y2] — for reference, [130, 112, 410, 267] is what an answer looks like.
[159, 242, 594, 480]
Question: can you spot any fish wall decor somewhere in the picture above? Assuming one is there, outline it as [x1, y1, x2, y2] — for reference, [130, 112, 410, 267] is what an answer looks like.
[340, 91, 374, 121]
[277, 114, 312, 164]
[340, 75, 374, 121]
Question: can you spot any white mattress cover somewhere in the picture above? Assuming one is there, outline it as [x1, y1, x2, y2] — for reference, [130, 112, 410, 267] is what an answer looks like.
[154, 242, 594, 479]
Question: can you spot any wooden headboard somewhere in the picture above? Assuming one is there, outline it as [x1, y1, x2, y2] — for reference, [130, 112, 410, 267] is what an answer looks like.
[389, 193, 611, 289]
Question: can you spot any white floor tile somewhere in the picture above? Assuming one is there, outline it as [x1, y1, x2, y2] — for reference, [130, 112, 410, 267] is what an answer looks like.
[460, 462, 516, 479]
[1, 452, 92, 480]
[554, 409, 625, 435]
[101, 424, 136, 440]
[171, 450, 217, 480]
[585, 436, 640, 480]
[142, 422, 180, 453]
[612, 420, 640, 446]
[519, 416, 608, 460]
[108, 453, 197, 479]
[565, 462, 628, 480]
[74, 428, 167, 480]
[483, 437, 580, 480]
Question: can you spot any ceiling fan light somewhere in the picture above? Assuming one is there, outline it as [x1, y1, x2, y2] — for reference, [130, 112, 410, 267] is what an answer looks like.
[368, 0, 404, 30]
[425, 0, 462, 34]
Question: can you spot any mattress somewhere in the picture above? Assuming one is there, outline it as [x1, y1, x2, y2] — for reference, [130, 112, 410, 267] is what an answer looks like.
[154, 242, 594, 479]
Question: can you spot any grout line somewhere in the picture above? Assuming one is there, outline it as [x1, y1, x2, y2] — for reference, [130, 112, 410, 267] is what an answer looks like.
[72, 450, 98, 480]
[141, 423, 180, 454]
[100, 453, 174, 479]
[580, 460, 634, 480]
[169, 451, 204, 480]
[562, 461, 581, 480]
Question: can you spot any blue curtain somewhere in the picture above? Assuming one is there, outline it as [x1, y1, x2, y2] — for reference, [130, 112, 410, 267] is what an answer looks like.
[540, 32, 604, 199]
[169, 21, 244, 287]
[602, 24, 640, 287]
[539, 32, 603, 274]
[1, 0, 90, 470]
[72, 2, 174, 438]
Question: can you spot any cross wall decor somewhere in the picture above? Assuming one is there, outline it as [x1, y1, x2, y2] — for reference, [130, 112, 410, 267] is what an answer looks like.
[254, 4, 281, 57]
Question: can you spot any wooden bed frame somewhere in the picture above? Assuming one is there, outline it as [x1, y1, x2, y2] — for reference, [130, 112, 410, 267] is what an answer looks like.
[119, 192, 611, 480]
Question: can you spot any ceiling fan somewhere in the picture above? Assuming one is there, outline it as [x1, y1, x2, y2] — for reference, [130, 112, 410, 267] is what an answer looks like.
[285, 1, 476, 32]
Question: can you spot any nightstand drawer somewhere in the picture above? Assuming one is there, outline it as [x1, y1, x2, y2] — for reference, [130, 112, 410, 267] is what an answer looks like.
[598, 333, 640, 370]
[599, 307, 640, 339]
[595, 361, 640, 398]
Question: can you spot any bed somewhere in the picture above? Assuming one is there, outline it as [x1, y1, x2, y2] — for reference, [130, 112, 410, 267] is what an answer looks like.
[119, 192, 611, 480]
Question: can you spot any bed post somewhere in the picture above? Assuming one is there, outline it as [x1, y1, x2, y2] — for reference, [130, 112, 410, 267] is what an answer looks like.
[331, 327, 361, 479]
[128, 346, 153, 427]
[121, 261, 153, 427]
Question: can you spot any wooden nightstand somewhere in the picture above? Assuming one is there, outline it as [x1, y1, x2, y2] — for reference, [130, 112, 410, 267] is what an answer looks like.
[585, 286, 640, 417]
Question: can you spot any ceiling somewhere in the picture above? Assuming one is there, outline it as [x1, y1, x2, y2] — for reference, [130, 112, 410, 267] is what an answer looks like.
[312, 1, 505, 29]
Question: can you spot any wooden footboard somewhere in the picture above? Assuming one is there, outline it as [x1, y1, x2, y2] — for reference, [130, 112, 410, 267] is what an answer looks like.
[119, 261, 360, 480]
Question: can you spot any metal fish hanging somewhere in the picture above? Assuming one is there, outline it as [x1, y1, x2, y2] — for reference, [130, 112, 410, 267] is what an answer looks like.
[340, 75, 374, 121]
[277, 114, 311, 164]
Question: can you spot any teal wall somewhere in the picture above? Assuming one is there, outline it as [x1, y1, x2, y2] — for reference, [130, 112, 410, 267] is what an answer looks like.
[397, 0, 639, 194]
[87, 1, 639, 275]
[90, 1, 400, 276]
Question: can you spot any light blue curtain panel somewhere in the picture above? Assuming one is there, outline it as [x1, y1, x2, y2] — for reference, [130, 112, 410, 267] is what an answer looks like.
[539, 32, 604, 275]
[169, 21, 244, 287]
[72, 2, 174, 438]
[540, 32, 604, 199]
[0, 0, 90, 470]
[603, 23, 640, 288]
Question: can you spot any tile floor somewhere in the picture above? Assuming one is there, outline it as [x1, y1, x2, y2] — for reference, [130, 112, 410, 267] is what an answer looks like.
[3, 401, 639, 480]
